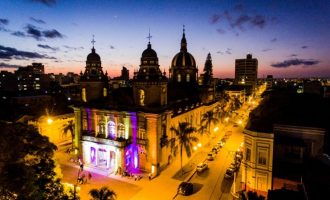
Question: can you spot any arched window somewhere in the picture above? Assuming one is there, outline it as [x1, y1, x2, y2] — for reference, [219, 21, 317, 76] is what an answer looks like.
[108, 121, 116, 139]
[82, 88, 87, 102]
[117, 123, 125, 138]
[103, 88, 107, 97]
[139, 89, 145, 106]
[186, 74, 190, 82]
[177, 74, 181, 82]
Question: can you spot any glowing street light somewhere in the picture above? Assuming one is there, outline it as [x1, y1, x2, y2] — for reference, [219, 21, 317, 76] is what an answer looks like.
[213, 126, 219, 132]
[193, 146, 198, 151]
[238, 120, 242, 125]
[47, 118, 53, 124]
[225, 117, 229, 122]
[197, 143, 202, 148]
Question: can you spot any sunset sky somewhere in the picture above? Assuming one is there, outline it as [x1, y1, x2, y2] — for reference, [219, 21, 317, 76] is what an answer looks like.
[0, 0, 329, 78]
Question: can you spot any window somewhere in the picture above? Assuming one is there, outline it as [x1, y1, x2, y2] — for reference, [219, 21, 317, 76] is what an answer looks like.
[138, 128, 146, 139]
[246, 148, 251, 161]
[258, 151, 267, 165]
[108, 121, 116, 138]
[177, 74, 181, 82]
[117, 123, 125, 138]
[82, 88, 87, 102]
[186, 74, 190, 82]
[103, 88, 107, 97]
[139, 89, 145, 106]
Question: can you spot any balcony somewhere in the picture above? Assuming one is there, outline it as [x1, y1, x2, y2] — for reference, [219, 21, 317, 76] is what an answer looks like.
[82, 134, 130, 148]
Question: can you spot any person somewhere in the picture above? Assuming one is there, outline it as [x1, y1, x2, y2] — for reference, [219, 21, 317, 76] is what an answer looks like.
[88, 172, 92, 182]
[148, 173, 152, 180]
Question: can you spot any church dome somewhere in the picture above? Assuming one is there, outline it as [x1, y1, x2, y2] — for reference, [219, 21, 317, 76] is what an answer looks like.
[171, 29, 196, 68]
[171, 51, 196, 68]
[87, 47, 101, 62]
[142, 43, 157, 58]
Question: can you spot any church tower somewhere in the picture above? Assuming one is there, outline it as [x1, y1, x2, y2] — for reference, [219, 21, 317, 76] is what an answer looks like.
[80, 36, 108, 103]
[133, 33, 167, 107]
[170, 26, 198, 85]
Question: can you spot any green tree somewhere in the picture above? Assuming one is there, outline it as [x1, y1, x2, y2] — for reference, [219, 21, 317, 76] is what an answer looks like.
[170, 122, 198, 175]
[63, 120, 75, 149]
[201, 111, 219, 135]
[0, 122, 75, 199]
[89, 187, 117, 200]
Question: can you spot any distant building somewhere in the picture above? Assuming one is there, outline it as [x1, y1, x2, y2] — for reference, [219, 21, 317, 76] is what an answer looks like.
[0, 71, 17, 93]
[234, 54, 258, 94]
[266, 75, 273, 90]
[109, 66, 130, 89]
[15, 63, 50, 94]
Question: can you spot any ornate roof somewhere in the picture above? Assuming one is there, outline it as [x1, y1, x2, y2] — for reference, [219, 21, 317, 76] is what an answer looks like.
[171, 28, 196, 68]
[87, 47, 101, 63]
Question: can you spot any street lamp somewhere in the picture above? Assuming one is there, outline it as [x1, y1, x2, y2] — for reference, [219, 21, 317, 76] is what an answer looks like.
[47, 117, 53, 125]
[197, 143, 202, 148]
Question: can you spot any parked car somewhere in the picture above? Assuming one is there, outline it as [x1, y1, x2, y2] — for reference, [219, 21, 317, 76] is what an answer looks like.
[229, 162, 240, 172]
[207, 153, 214, 161]
[196, 163, 208, 173]
[178, 182, 193, 196]
[224, 168, 234, 179]
[212, 147, 218, 153]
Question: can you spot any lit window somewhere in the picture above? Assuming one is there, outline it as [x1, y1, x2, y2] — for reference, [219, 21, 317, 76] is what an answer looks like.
[82, 88, 87, 102]
[177, 74, 181, 82]
[103, 88, 107, 97]
[258, 151, 267, 165]
[117, 123, 125, 138]
[108, 121, 116, 138]
[139, 89, 145, 106]
[186, 74, 190, 82]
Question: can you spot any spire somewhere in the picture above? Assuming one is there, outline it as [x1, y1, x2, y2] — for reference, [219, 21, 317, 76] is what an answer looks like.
[147, 28, 152, 49]
[91, 35, 96, 52]
[180, 25, 187, 51]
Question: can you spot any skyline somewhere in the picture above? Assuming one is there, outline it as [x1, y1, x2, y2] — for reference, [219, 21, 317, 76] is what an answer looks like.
[0, 0, 330, 78]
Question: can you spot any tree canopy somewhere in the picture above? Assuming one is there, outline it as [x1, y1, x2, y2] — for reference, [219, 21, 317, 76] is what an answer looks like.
[0, 122, 74, 199]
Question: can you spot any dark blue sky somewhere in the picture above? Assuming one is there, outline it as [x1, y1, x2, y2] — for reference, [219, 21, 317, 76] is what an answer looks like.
[0, 0, 329, 78]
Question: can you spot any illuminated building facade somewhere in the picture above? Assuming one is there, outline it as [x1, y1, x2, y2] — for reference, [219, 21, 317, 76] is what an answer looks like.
[74, 31, 218, 176]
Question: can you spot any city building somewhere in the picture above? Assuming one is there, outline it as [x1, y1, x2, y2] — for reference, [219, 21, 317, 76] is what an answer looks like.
[15, 63, 50, 94]
[234, 54, 258, 95]
[73, 30, 219, 177]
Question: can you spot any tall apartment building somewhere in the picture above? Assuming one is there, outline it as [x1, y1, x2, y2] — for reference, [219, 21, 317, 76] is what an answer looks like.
[15, 63, 48, 93]
[235, 54, 258, 89]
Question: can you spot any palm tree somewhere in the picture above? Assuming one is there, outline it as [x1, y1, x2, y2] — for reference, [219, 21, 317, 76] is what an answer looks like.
[170, 122, 198, 175]
[201, 111, 219, 135]
[89, 187, 117, 200]
[63, 120, 75, 149]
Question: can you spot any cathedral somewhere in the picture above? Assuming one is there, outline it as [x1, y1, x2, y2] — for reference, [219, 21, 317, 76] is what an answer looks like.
[73, 29, 219, 176]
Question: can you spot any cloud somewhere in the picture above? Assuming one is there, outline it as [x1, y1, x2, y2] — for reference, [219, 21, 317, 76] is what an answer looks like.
[251, 15, 266, 28]
[225, 48, 232, 54]
[0, 62, 24, 69]
[271, 38, 277, 42]
[11, 31, 26, 37]
[216, 28, 226, 34]
[31, 0, 56, 6]
[30, 17, 46, 24]
[262, 48, 272, 52]
[0, 45, 56, 60]
[290, 54, 298, 57]
[301, 45, 308, 49]
[216, 51, 223, 55]
[209, 14, 221, 24]
[0, 18, 9, 26]
[37, 44, 59, 51]
[25, 24, 42, 40]
[271, 58, 320, 68]
[42, 29, 63, 38]
[110, 45, 115, 49]
[63, 45, 84, 51]
[21, 24, 64, 40]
